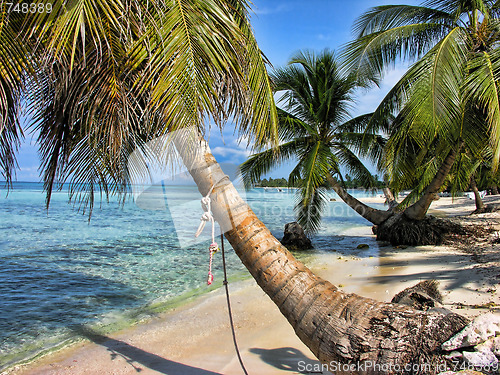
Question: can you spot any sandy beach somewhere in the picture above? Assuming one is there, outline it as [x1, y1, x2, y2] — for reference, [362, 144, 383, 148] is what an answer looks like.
[6, 195, 500, 375]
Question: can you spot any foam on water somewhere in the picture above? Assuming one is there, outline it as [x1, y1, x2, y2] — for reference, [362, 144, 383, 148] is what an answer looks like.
[0, 182, 383, 370]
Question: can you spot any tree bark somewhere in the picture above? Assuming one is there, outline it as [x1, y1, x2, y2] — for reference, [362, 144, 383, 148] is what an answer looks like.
[325, 174, 393, 225]
[470, 178, 485, 211]
[403, 147, 459, 221]
[172, 128, 468, 373]
[382, 187, 398, 210]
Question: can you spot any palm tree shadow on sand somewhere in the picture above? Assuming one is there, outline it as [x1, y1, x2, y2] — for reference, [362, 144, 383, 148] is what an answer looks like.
[249, 347, 332, 374]
[73, 325, 222, 375]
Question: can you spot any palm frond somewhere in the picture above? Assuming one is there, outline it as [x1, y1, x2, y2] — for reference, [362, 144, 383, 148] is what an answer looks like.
[19, 0, 277, 214]
[291, 140, 335, 234]
[239, 138, 307, 188]
[295, 186, 328, 235]
[333, 143, 377, 189]
[353, 5, 456, 37]
[297, 142, 331, 207]
[340, 132, 388, 166]
[275, 108, 317, 142]
[373, 26, 468, 183]
[29, 0, 126, 67]
[464, 48, 500, 170]
[342, 22, 454, 85]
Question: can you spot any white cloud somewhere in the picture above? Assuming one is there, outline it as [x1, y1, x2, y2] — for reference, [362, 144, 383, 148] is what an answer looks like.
[253, 3, 293, 15]
[212, 146, 251, 159]
[19, 166, 38, 172]
[317, 33, 333, 41]
[15, 165, 40, 182]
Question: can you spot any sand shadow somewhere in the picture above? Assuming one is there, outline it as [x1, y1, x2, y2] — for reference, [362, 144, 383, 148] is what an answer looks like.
[73, 325, 221, 375]
[249, 347, 332, 374]
[373, 246, 500, 291]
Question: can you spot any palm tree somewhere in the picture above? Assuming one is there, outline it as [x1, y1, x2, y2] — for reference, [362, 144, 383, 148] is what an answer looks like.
[241, 50, 393, 234]
[1, 1, 470, 372]
[342, 0, 500, 242]
[173, 126, 468, 373]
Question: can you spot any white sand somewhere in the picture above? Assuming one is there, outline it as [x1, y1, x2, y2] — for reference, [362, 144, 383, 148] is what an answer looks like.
[7, 195, 500, 375]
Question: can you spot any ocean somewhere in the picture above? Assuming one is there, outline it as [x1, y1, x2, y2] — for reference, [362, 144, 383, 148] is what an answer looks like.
[0, 181, 384, 370]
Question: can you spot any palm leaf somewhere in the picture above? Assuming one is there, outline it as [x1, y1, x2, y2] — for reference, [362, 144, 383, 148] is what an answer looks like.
[295, 186, 329, 235]
[464, 48, 500, 170]
[342, 22, 454, 85]
[353, 5, 456, 37]
[240, 138, 307, 188]
[332, 143, 377, 189]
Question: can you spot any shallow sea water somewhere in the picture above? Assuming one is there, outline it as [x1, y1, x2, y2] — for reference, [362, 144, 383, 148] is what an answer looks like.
[0, 182, 384, 370]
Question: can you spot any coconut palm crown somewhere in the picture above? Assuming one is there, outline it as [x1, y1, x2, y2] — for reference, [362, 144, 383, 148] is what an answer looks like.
[241, 50, 381, 234]
[343, 0, 500, 206]
[0, 0, 278, 211]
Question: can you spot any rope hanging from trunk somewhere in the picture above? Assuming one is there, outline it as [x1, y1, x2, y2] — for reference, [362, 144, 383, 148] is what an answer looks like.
[221, 232, 249, 375]
[194, 177, 250, 375]
[195, 177, 225, 285]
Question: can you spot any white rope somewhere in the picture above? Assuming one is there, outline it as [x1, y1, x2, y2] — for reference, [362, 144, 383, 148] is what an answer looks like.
[195, 196, 214, 239]
[194, 175, 228, 285]
[194, 175, 227, 240]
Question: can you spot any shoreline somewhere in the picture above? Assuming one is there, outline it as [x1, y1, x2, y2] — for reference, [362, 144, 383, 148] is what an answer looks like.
[6, 195, 500, 375]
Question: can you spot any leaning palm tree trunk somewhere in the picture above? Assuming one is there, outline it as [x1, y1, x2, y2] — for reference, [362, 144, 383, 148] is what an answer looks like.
[382, 187, 398, 210]
[470, 178, 485, 211]
[325, 174, 392, 225]
[403, 147, 459, 221]
[172, 129, 467, 373]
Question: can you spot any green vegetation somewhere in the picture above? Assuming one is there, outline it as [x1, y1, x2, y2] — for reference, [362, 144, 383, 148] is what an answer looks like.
[255, 174, 385, 189]
[238, 0, 500, 242]
[256, 177, 290, 187]
[344, 174, 385, 189]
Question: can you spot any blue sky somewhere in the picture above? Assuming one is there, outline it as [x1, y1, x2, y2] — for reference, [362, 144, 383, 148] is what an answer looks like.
[14, 0, 419, 182]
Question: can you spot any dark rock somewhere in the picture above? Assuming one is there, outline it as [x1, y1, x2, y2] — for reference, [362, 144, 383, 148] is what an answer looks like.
[356, 244, 369, 249]
[281, 222, 313, 251]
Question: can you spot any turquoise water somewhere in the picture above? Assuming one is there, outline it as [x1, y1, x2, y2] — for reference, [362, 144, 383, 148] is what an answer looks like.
[0, 182, 383, 370]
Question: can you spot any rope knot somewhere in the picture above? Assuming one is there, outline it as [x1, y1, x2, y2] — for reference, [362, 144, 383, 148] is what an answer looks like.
[201, 196, 211, 206]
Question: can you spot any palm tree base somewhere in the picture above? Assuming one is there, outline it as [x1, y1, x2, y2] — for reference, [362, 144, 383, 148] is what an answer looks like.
[374, 213, 465, 246]
[471, 204, 500, 215]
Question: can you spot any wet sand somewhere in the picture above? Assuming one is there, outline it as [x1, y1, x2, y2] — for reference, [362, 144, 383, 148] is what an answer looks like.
[7, 195, 500, 375]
